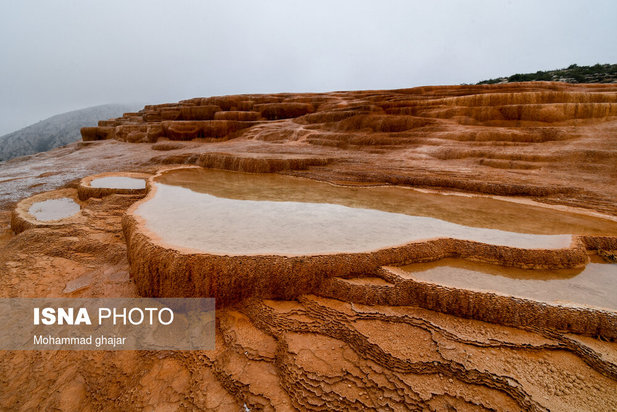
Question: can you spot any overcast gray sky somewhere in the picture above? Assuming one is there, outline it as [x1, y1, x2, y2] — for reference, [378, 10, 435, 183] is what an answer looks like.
[1, 0, 616, 135]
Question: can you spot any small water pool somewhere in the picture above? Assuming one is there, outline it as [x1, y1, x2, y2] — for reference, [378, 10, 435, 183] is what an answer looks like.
[28, 198, 80, 221]
[89, 176, 146, 189]
[132, 169, 617, 256]
[393, 257, 617, 310]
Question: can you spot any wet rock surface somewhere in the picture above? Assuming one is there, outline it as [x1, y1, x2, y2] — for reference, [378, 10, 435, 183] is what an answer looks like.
[1, 82, 617, 410]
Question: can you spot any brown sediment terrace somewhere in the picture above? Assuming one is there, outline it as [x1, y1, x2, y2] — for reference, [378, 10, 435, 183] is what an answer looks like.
[77, 82, 617, 341]
[77, 172, 150, 200]
[315, 258, 617, 340]
[397, 257, 617, 310]
[122, 167, 617, 318]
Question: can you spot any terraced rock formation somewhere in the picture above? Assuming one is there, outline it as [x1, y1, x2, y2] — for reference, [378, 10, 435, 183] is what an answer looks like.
[77, 172, 149, 200]
[81, 81, 617, 215]
[0, 82, 615, 410]
[1, 192, 617, 410]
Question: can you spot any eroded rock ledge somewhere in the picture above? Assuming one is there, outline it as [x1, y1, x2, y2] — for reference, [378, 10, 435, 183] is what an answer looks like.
[121, 167, 617, 341]
[317, 268, 617, 340]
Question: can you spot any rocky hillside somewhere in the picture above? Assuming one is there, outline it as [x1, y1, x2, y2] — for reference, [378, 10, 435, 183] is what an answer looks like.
[478, 63, 617, 85]
[0, 104, 136, 162]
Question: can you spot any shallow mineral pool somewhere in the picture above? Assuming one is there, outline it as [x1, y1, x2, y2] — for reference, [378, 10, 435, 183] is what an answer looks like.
[89, 176, 146, 189]
[393, 257, 617, 310]
[133, 168, 617, 256]
[28, 198, 80, 221]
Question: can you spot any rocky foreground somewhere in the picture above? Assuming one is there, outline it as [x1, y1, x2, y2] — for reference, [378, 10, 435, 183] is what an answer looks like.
[1, 82, 617, 410]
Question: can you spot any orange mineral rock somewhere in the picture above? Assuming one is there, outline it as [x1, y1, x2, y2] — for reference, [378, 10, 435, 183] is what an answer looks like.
[0, 82, 615, 411]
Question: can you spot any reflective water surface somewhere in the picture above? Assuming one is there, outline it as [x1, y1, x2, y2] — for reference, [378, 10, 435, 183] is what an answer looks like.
[394, 257, 617, 310]
[133, 168, 617, 256]
[90, 176, 146, 189]
[28, 198, 80, 221]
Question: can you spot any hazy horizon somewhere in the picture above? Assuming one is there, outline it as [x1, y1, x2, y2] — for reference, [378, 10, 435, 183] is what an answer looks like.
[1, 0, 616, 135]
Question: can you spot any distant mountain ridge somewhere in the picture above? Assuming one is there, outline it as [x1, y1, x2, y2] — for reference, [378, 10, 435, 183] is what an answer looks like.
[0, 104, 137, 162]
[477, 63, 617, 85]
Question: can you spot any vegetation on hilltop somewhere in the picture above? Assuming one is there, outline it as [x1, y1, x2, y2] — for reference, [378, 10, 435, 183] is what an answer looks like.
[477, 64, 617, 85]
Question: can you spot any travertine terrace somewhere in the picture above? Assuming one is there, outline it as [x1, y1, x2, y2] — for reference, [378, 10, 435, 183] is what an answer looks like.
[78, 172, 149, 200]
[10, 188, 83, 234]
[1, 82, 617, 410]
